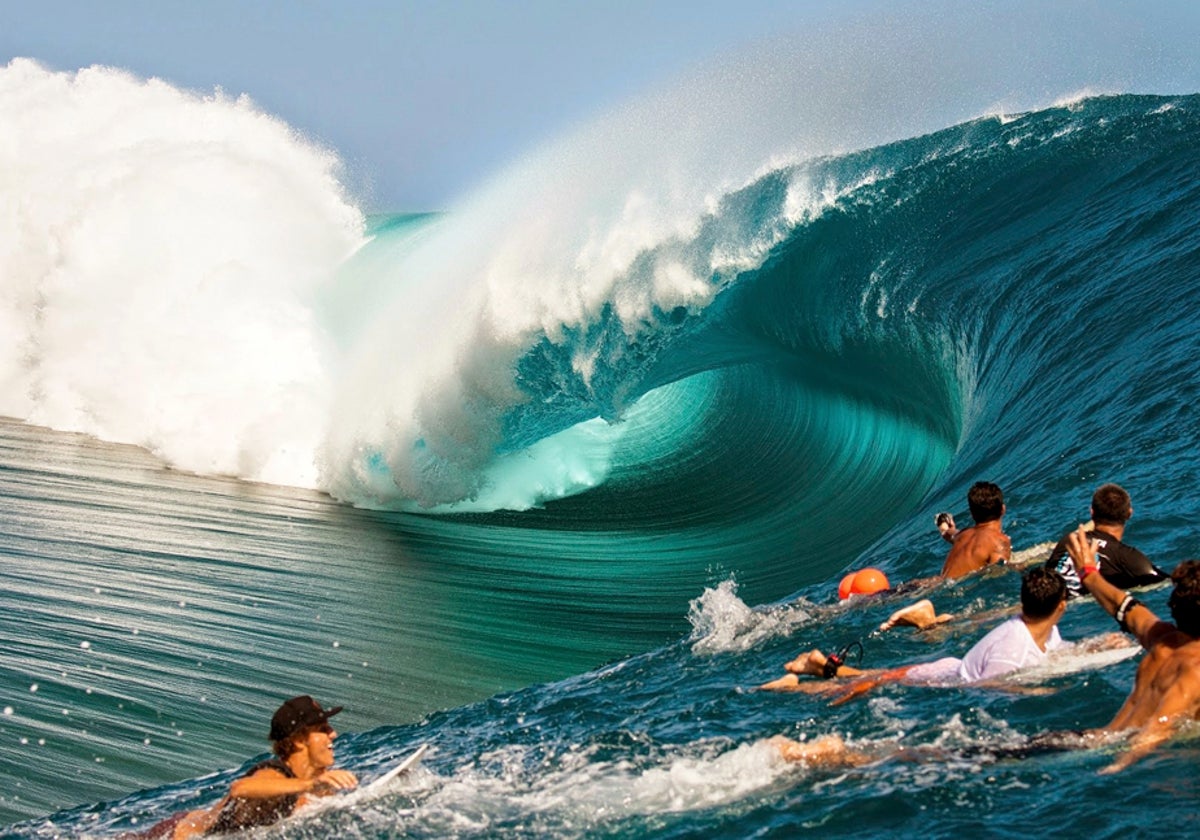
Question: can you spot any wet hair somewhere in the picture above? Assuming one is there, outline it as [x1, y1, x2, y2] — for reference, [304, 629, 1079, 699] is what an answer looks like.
[1091, 483, 1132, 526]
[967, 481, 1004, 524]
[272, 723, 331, 759]
[273, 731, 303, 759]
[1021, 566, 1067, 619]
[1168, 560, 1200, 637]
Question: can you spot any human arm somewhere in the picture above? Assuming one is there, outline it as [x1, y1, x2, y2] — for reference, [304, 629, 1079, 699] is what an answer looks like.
[1096, 541, 1170, 589]
[171, 800, 228, 839]
[1119, 547, 1170, 588]
[1099, 723, 1176, 774]
[229, 766, 358, 800]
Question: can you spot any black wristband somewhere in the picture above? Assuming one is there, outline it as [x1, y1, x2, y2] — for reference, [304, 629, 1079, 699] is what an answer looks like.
[823, 654, 843, 678]
[1115, 593, 1142, 632]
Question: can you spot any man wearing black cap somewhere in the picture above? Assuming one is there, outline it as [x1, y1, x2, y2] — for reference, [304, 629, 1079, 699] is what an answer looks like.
[168, 695, 357, 838]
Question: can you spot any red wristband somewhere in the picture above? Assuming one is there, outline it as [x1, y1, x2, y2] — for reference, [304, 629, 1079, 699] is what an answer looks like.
[1079, 564, 1099, 581]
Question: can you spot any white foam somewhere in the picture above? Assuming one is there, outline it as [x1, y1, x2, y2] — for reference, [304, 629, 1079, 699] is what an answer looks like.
[688, 579, 814, 655]
[0, 59, 364, 487]
[408, 739, 787, 836]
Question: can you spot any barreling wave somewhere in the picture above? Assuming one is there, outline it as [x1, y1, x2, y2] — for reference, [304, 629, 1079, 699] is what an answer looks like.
[3, 59, 1200, 549]
[323, 92, 1200, 534]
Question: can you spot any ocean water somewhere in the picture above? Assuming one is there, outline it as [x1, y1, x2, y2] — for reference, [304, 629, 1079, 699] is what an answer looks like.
[4, 54, 1200, 838]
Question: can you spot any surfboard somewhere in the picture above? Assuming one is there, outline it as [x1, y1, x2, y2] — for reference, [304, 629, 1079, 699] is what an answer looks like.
[1011, 637, 1141, 683]
[360, 743, 430, 794]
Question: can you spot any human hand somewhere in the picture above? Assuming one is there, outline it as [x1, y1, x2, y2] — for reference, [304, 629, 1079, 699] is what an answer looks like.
[1082, 632, 1132, 652]
[1065, 525, 1099, 573]
[312, 768, 358, 794]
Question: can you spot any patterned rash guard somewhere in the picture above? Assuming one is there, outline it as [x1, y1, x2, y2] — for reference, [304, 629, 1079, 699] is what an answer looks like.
[1046, 528, 1167, 598]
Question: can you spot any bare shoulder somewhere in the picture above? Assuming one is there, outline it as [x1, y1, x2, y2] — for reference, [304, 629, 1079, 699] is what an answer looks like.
[1148, 635, 1200, 690]
[987, 528, 1012, 553]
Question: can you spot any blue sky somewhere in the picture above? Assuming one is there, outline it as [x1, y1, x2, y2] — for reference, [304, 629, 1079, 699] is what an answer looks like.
[3, 1, 1197, 212]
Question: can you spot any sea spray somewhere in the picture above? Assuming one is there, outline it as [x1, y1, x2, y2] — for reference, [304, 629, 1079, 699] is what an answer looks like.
[0, 59, 364, 486]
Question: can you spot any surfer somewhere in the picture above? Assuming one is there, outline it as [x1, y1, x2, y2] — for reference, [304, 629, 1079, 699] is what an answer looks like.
[155, 695, 358, 838]
[760, 567, 1069, 697]
[872, 481, 1014, 607]
[1045, 483, 1167, 597]
[880, 483, 1162, 633]
[835, 482, 1013, 615]
[1059, 525, 1200, 769]
[773, 527, 1200, 773]
[936, 481, 1011, 578]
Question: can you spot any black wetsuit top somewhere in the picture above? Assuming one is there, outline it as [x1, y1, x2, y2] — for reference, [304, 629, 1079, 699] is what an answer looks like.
[207, 758, 300, 834]
[1046, 528, 1168, 598]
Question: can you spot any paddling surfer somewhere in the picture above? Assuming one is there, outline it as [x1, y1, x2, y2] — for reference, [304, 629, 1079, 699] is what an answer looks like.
[1045, 483, 1167, 597]
[154, 695, 357, 838]
[937, 481, 1011, 578]
[876, 482, 1013, 610]
[772, 526, 1200, 772]
[1061, 525, 1200, 770]
[761, 566, 1069, 697]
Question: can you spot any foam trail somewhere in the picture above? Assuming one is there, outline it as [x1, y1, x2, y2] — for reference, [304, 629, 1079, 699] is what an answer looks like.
[0, 59, 364, 486]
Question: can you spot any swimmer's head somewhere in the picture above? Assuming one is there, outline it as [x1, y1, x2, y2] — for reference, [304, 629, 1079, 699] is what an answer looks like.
[1168, 560, 1200, 637]
[1091, 483, 1133, 526]
[967, 481, 1004, 524]
[1020, 567, 1067, 619]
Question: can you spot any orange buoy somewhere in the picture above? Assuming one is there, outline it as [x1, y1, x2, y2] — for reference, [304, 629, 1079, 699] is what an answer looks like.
[852, 567, 890, 595]
[837, 572, 858, 600]
[838, 567, 890, 599]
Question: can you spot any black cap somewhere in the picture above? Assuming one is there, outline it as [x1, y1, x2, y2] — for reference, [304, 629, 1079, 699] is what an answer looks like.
[268, 695, 343, 742]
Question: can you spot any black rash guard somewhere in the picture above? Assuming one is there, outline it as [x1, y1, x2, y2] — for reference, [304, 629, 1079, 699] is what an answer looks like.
[1046, 528, 1168, 598]
[207, 758, 302, 834]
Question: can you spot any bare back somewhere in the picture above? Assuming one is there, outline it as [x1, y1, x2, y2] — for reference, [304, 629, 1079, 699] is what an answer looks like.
[940, 522, 1011, 578]
[1106, 629, 1200, 731]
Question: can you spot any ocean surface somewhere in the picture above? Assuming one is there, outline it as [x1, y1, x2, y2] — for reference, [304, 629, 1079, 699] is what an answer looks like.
[3, 57, 1200, 838]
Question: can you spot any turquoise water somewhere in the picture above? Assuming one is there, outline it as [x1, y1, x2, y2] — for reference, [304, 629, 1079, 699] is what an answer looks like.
[3, 81, 1200, 837]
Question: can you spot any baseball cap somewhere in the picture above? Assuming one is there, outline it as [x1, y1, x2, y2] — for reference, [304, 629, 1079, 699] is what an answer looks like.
[268, 695, 343, 742]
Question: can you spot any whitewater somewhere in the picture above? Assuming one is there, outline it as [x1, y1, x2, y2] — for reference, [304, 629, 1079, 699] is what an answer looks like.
[4, 4, 1200, 837]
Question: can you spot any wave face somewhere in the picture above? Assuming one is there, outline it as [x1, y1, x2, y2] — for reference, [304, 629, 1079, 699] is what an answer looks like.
[4, 55, 1200, 533]
[318, 90, 1200, 592]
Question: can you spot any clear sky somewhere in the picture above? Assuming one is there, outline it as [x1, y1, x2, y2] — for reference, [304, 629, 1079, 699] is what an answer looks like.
[3, 1, 1197, 212]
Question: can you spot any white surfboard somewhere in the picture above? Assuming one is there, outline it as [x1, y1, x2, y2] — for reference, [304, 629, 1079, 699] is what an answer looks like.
[1011, 636, 1141, 683]
[360, 743, 430, 794]
[295, 744, 432, 820]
